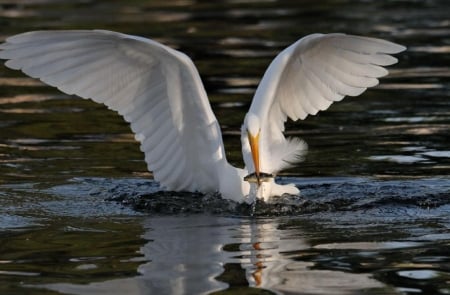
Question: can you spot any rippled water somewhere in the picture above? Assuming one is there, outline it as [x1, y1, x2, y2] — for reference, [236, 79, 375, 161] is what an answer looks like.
[0, 0, 449, 294]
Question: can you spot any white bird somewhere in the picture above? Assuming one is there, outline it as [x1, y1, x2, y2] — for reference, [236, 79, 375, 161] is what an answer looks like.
[0, 31, 405, 202]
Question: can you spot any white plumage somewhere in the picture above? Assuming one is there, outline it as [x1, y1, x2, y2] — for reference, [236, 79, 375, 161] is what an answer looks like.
[0, 30, 405, 201]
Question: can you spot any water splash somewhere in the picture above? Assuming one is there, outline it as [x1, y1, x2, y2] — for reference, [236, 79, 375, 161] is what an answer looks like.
[102, 177, 450, 217]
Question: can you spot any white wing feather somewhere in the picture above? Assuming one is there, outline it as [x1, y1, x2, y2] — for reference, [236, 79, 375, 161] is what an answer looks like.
[0, 30, 227, 192]
[248, 33, 405, 172]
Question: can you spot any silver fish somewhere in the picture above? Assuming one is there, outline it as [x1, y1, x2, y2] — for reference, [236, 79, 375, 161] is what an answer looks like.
[244, 172, 274, 183]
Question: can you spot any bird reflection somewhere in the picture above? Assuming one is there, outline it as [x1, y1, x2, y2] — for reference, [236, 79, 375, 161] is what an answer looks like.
[248, 226, 271, 287]
[224, 218, 387, 294]
[251, 243, 264, 286]
[234, 219, 305, 290]
[36, 216, 388, 295]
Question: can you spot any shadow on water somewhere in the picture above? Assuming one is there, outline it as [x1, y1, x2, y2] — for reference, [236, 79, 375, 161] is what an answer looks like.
[0, 0, 449, 294]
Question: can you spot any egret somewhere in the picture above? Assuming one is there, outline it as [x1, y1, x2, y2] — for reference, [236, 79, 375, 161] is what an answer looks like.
[0, 31, 405, 202]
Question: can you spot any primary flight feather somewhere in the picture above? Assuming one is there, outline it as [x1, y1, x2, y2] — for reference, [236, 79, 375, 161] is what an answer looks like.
[0, 31, 405, 202]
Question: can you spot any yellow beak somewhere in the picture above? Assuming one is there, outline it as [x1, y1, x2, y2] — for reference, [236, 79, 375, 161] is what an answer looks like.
[248, 131, 261, 185]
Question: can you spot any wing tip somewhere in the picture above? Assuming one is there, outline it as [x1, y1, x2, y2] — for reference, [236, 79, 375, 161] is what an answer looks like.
[375, 38, 407, 54]
[389, 43, 407, 54]
[4, 59, 21, 70]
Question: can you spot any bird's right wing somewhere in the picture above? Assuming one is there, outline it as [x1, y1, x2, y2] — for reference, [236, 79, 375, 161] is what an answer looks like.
[0, 30, 227, 192]
[250, 33, 406, 142]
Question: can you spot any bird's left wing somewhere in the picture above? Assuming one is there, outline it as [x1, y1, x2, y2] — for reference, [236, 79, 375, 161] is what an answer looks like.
[250, 33, 406, 143]
[0, 30, 227, 192]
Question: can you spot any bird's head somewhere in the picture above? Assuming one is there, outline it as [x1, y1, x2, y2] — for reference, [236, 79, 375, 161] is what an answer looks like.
[245, 113, 261, 184]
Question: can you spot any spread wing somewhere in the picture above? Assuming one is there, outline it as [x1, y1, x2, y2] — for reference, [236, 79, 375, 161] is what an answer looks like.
[247, 33, 405, 172]
[0, 30, 227, 192]
[251, 33, 406, 142]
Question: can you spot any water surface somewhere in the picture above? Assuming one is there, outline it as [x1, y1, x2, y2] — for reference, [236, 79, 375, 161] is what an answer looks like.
[0, 0, 449, 294]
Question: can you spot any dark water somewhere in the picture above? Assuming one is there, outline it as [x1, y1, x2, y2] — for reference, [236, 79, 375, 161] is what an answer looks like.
[0, 0, 449, 294]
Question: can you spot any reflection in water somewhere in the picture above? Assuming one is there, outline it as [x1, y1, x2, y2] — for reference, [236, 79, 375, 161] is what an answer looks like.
[369, 155, 427, 164]
[1, 175, 448, 294]
[0, 217, 146, 294]
[38, 216, 232, 295]
[0, 77, 44, 87]
[36, 216, 396, 295]
[138, 217, 230, 294]
[222, 220, 388, 295]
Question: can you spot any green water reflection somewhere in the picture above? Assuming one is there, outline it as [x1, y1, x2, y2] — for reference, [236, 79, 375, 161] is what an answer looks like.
[0, 218, 146, 294]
